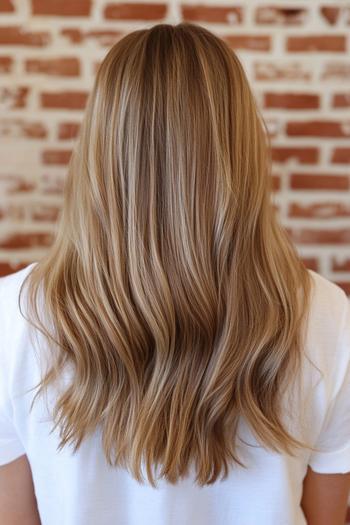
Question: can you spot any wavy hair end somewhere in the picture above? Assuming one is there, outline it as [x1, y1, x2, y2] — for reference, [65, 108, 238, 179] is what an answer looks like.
[19, 22, 318, 488]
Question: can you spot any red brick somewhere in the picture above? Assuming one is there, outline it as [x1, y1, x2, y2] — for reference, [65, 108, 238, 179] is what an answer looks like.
[0, 86, 29, 109]
[255, 6, 307, 24]
[0, 174, 37, 194]
[301, 257, 319, 272]
[104, 2, 167, 20]
[25, 57, 80, 76]
[31, 0, 92, 16]
[271, 147, 318, 164]
[0, 26, 50, 46]
[0, 232, 54, 249]
[332, 93, 350, 108]
[223, 35, 270, 51]
[286, 121, 350, 138]
[57, 122, 80, 140]
[0, 203, 25, 221]
[264, 92, 319, 109]
[9, 181, 36, 193]
[0, 56, 13, 72]
[320, 7, 340, 25]
[271, 174, 281, 191]
[288, 202, 350, 219]
[40, 91, 88, 109]
[0, 118, 47, 138]
[286, 227, 350, 244]
[0, 261, 32, 278]
[42, 149, 72, 165]
[0, 0, 14, 11]
[290, 173, 349, 190]
[61, 28, 123, 46]
[331, 148, 350, 163]
[254, 61, 311, 81]
[287, 35, 346, 52]
[332, 258, 350, 272]
[60, 29, 83, 43]
[30, 204, 61, 222]
[321, 63, 350, 80]
[181, 5, 242, 24]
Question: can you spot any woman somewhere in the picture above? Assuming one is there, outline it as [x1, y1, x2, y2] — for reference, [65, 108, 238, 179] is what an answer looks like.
[0, 22, 350, 525]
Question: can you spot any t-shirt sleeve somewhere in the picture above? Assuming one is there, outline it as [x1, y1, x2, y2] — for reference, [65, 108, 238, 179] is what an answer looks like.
[307, 291, 350, 474]
[0, 273, 26, 466]
[0, 407, 26, 466]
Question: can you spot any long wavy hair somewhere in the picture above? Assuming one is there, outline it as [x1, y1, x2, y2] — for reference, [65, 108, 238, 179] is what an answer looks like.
[19, 22, 317, 487]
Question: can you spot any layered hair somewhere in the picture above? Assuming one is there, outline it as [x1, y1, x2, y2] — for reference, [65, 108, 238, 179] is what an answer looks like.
[19, 22, 317, 487]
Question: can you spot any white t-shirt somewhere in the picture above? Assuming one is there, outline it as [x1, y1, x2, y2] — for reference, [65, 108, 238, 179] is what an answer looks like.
[1, 261, 350, 525]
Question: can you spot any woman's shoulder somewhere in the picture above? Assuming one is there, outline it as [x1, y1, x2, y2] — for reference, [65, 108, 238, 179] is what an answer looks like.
[0, 262, 38, 330]
[306, 268, 349, 322]
[0, 261, 37, 293]
[304, 268, 350, 399]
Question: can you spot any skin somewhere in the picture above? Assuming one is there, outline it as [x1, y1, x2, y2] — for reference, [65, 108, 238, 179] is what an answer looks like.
[1, 456, 350, 524]
[0, 455, 41, 525]
[301, 465, 350, 525]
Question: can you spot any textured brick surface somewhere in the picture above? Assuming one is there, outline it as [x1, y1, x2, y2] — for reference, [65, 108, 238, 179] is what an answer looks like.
[104, 2, 167, 20]
[25, 57, 80, 76]
[31, 0, 92, 16]
[0, 0, 349, 304]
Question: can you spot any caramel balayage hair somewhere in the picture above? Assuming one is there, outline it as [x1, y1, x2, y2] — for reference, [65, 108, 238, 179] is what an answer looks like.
[19, 22, 317, 487]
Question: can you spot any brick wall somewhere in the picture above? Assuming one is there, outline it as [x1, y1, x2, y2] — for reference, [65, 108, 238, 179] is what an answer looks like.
[0, 1, 350, 520]
[0, 0, 349, 299]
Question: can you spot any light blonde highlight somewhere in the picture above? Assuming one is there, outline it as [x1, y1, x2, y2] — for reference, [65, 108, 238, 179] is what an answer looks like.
[19, 22, 320, 488]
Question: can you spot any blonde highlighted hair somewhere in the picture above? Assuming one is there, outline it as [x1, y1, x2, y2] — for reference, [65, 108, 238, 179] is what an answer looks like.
[19, 22, 317, 487]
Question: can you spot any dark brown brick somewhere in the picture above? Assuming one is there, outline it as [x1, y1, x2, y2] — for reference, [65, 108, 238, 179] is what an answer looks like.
[287, 35, 346, 52]
[104, 2, 167, 20]
[31, 0, 91, 16]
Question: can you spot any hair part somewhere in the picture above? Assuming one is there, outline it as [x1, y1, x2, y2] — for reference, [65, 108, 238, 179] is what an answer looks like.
[19, 22, 318, 487]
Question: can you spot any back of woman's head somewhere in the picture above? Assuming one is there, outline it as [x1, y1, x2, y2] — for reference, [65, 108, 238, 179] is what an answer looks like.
[20, 22, 314, 487]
